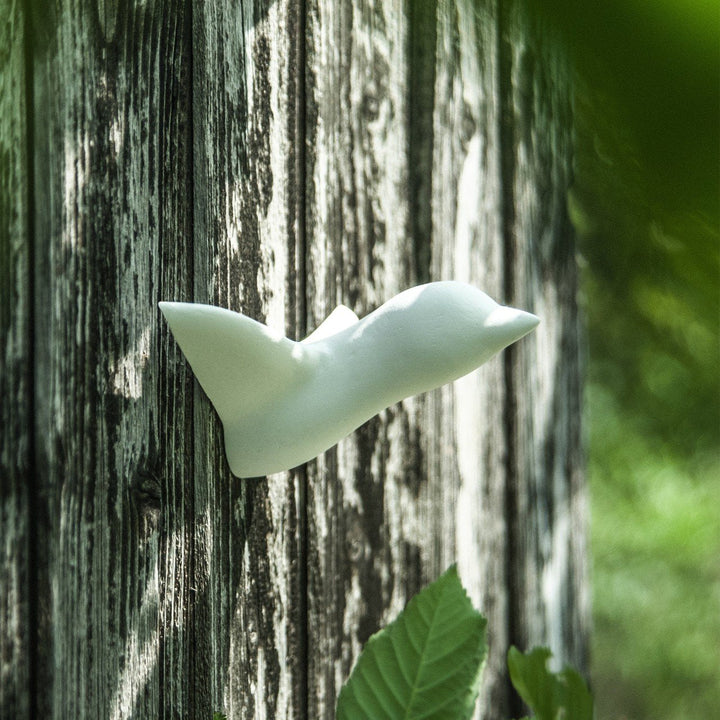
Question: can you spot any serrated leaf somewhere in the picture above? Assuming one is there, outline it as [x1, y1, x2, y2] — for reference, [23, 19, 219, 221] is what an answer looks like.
[507, 646, 593, 720]
[336, 565, 488, 720]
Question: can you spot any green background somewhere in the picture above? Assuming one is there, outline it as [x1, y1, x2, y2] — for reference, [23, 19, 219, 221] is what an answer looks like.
[535, 1, 719, 717]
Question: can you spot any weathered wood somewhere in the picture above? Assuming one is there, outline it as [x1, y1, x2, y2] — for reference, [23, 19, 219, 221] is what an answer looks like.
[191, 0, 303, 716]
[428, 0, 511, 714]
[1, 1, 31, 715]
[500, 0, 589, 680]
[304, 1, 428, 716]
[31, 2, 194, 717]
[304, 1, 585, 718]
[429, 3, 588, 716]
[26, 0, 305, 718]
[4, 0, 587, 718]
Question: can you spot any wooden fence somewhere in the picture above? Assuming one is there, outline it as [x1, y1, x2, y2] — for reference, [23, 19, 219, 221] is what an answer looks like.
[1, 0, 587, 717]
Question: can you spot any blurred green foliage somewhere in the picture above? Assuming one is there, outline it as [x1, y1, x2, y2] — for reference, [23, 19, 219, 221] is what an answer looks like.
[589, 385, 720, 719]
[532, 1, 719, 718]
[508, 646, 594, 720]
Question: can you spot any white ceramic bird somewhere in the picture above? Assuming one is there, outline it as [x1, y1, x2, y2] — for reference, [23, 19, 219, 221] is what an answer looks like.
[159, 281, 539, 477]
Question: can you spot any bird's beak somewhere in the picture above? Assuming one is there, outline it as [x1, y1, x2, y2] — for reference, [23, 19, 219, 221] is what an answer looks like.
[484, 305, 540, 347]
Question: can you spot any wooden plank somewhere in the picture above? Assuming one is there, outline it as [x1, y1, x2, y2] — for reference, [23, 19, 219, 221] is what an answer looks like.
[191, 0, 304, 716]
[305, 1, 587, 719]
[500, 0, 589, 679]
[304, 0, 512, 714]
[429, 1, 588, 713]
[0, 0, 31, 715]
[31, 2, 194, 717]
[304, 1, 426, 716]
[428, 0, 512, 715]
[30, 0, 305, 717]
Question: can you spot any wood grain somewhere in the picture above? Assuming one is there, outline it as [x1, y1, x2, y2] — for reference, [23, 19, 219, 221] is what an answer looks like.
[428, 0, 511, 714]
[304, 1, 427, 716]
[1, 0, 31, 715]
[3, 0, 587, 717]
[304, 1, 586, 718]
[31, 1, 194, 716]
[191, 0, 303, 716]
[500, 0, 589, 681]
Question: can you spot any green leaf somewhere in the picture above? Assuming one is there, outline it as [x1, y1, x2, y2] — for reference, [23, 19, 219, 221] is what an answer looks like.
[337, 565, 488, 720]
[507, 646, 593, 720]
[212, 713, 227, 720]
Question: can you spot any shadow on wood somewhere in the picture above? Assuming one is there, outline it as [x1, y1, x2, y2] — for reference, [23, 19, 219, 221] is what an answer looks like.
[1, 0, 588, 718]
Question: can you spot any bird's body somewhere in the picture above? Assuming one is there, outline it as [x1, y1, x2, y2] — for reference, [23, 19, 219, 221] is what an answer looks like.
[160, 281, 539, 477]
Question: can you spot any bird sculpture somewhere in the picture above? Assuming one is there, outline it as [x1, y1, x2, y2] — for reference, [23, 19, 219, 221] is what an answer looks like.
[160, 281, 539, 477]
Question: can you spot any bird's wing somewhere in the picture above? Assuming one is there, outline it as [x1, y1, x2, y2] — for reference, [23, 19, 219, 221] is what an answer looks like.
[302, 304, 359, 343]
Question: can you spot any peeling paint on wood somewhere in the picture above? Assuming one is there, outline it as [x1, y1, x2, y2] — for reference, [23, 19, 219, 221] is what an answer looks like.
[1, 0, 587, 718]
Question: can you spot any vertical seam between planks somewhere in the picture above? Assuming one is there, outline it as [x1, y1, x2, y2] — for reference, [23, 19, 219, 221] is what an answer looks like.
[23, 3, 39, 718]
[294, 0, 309, 717]
[497, 0, 523, 717]
[407, 0, 437, 284]
[185, 0, 198, 713]
[295, 0, 307, 340]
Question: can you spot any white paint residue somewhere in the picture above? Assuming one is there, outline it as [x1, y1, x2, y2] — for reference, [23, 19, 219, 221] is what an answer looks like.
[384, 406, 417, 619]
[62, 130, 89, 248]
[342, 571, 364, 686]
[111, 625, 160, 720]
[256, 6, 286, 337]
[111, 325, 151, 399]
[225, 178, 241, 255]
[256, 645, 266, 720]
[454, 134, 482, 283]
[109, 115, 124, 156]
[339, 441, 363, 510]
[457, 1, 482, 107]
[244, 22, 255, 118]
[542, 510, 569, 671]
[454, 372, 483, 603]
[266, 467, 292, 719]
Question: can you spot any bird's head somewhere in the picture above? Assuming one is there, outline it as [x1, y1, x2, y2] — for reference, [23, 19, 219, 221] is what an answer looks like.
[360, 281, 539, 386]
